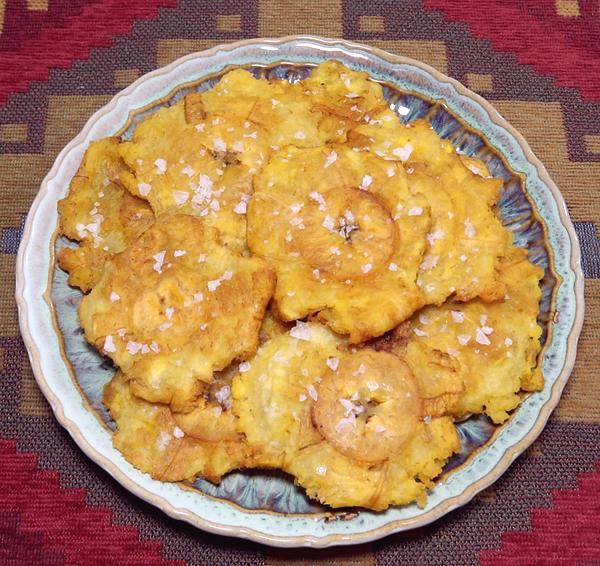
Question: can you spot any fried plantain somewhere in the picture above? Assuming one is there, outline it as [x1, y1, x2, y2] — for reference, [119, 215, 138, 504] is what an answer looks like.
[118, 101, 252, 252]
[313, 350, 422, 464]
[232, 322, 344, 468]
[57, 137, 154, 291]
[247, 145, 431, 342]
[104, 371, 248, 482]
[405, 244, 544, 423]
[79, 214, 275, 412]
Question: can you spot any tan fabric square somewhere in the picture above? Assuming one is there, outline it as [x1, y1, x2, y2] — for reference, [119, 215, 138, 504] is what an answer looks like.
[555, 0, 580, 16]
[259, 0, 342, 36]
[26, 0, 48, 10]
[359, 15, 385, 33]
[583, 134, 600, 154]
[45, 95, 113, 156]
[114, 68, 141, 89]
[0, 123, 28, 143]
[264, 544, 375, 565]
[216, 14, 242, 32]
[465, 72, 494, 93]
[156, 39, 226, 67]
[554, 279, 600, 423]
[476, 487, 497, 504]
[489, 99, 600, 224]
[367, 40, 448, 74]
[0, 255, 20, 337]
[526, 443, 544, 458]
[20, 362, 51, 417]
[0, 2, 6, 34]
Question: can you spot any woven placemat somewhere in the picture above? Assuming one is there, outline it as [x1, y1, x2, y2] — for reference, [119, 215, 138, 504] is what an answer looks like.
[1, 1, 598, 564]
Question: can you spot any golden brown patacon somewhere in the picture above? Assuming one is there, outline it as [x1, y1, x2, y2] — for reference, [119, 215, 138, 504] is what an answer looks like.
[232, 322, 460, 509]
[247, 145, 431, 343]
[79, 214, 275, 413]
[57, 138, 154, 291]
[104, 371, 249, 482]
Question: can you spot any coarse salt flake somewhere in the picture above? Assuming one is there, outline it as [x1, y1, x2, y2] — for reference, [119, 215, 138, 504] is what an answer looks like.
[173, 190, 189, 205]
[290, 322, 311, 341]
[138, 182, 152, 196]
[103, 335, 116, 353]
[451, 311, 465, 323]
[154, 158, 167, 173]
[360, 175, 372, 190]
[475, 328, 491, 345]
[324, 151, 337, 168]
[152, 250, 166, 273]
[392, 143, 413, 161]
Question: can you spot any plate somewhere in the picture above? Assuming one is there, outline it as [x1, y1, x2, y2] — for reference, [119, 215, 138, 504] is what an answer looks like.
[15, 36, 584, 547]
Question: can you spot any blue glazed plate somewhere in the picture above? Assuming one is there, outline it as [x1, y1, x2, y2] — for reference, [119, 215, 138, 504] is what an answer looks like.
[16, 36, 584, 547]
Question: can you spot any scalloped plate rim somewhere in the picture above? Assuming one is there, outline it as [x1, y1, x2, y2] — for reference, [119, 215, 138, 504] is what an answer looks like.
[15, 35, 585, 548]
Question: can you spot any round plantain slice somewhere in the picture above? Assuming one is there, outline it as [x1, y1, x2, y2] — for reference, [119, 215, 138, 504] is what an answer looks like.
[232, 322, 345, 468]
[312, 350, 422, 464]
[104, 371, 249, 483]
[247, 145, 431, 343]
[57, 137, 154, 291]
[79, 214, 275, 412]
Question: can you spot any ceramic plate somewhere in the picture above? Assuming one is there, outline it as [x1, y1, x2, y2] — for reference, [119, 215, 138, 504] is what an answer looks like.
[16, 36, 584, 547]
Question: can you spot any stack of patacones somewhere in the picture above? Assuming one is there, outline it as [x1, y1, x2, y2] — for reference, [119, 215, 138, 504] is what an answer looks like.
[58, 61, 544, 510]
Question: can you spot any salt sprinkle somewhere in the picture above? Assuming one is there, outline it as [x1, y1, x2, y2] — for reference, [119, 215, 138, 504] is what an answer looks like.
[457, 334, 471, 346]
[413, 328, 428, 337]
[408, 206, 423, 216]
[174, 249, 186, 257]
[360, 175, 373, 190]
[451, 310, 465, 323]
[173, 427, 185, 438]
[239, 361, 251, 373]
[464, 218, 476, 238]
[173, 190, 189, 205]
[392, 143, 413, 161]
[326, 357, 339, 371]
[290, 321, 311, 341]
[138, 182, 152, 196]
[388, 262, 399, 272]
[324, 150, 337, 168]
[181, 166, 195, 177]
[213, 138, 227, 152]
[103, 335, 116, 353]
[152, 250, 166, 273]
[110, 291, 120, 302]
[154, 158, 167, 173]
[475, 327, 491, 346]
